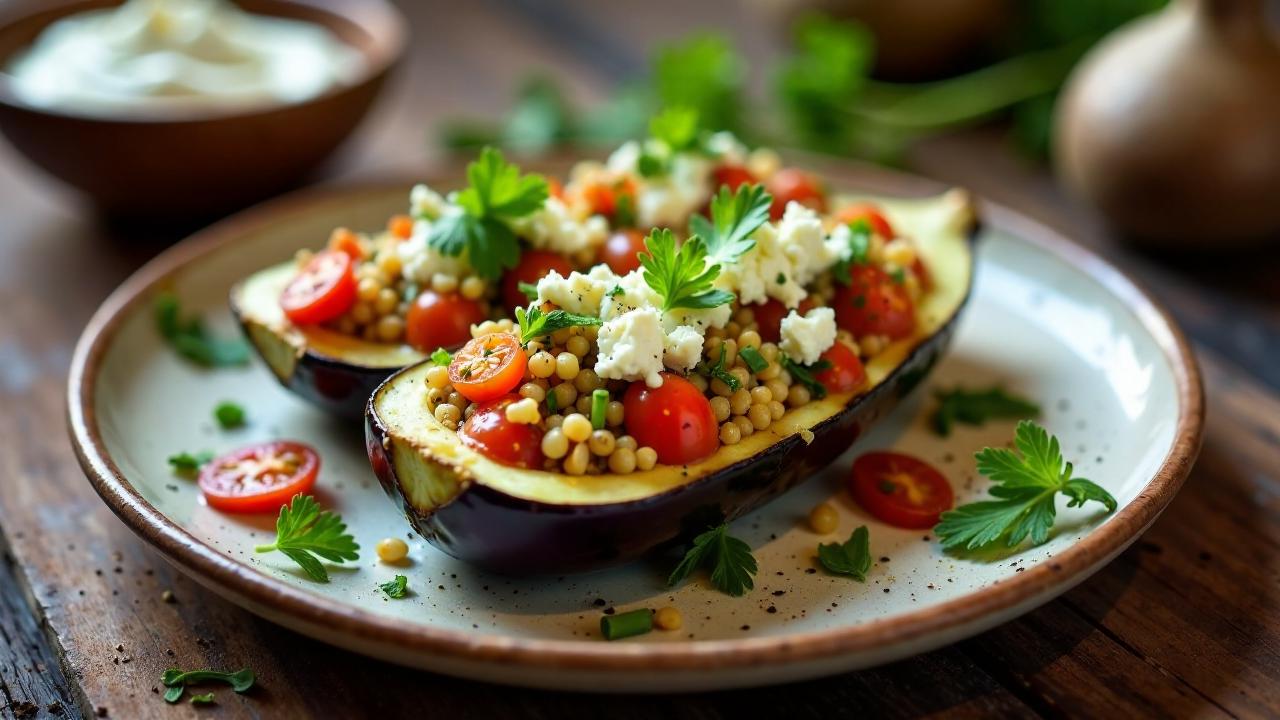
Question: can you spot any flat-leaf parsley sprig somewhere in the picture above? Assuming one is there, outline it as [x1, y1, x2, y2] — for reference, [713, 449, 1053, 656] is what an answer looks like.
[817, 526, 872, 580]
[935, 421, 1117, 551]
[516, 304, 602, 345]
[690, 183, 773, 266]
[161, 667, 255, 704]
[668, 523, 757, 596]
[254, 494, 359, 583]
[426, 147, 548, 280]
[639, 228, 734, 312]
[931, 386, 1040, 437]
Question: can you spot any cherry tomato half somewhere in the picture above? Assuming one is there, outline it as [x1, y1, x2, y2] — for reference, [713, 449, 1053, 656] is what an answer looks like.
[502, 250, 573, 311]
[459, 394, 544, 469]
[405, 291, 487, 352]
[768, 168, 826, 220]
[598, 228, 648, 275]
[712, 164, 756, 193]
[814, 341, 866, 394]
[448, 333, 528, 403]
[623, 373, 719, 466]
[835, 204, 895, 240]
[834, 265, 917, 340]
[280, 250, 358, 326]
[750, 298, 815, 344]
[850, 451, 954, 529]
[199, 441, 320, 514]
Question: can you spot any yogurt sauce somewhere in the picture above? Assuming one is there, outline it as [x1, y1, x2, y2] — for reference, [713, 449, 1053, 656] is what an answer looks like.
[5, 0, 365, 114]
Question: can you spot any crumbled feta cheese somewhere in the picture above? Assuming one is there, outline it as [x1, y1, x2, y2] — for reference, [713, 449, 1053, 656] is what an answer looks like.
[663, 325, 704, 372]
[779, 307, 837, 365]
[777, 202, 836, 287]
[635, 153, 713, 229]
[705, 131, 749, 166]
[409, 183, 447, 220]
[605, 141, 642, 175]
[595, 308, 667, 387]
[534, 266, 615, 316]
[600, 269, 658, 321]
[398, 213, 469, 283]
[716, 203, 837, 309]
[512, 197, 609, 255]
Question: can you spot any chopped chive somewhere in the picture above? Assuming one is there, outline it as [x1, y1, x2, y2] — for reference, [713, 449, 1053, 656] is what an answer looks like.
[546, 388, 558, 414]
[739, 346, 768, 374]
[601, 608, 653, 641]
[590, 389, 609, 430]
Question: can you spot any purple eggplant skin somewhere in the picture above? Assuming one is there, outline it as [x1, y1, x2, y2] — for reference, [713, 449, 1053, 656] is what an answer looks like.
[365, 307, 959, 576]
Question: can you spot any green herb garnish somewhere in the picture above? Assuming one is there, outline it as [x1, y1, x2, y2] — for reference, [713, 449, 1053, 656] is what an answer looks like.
[607, 285, 625, 298]
[638, 106, 702, 175]
[168, 451, 214, 476]
[426, 147, 548, 280]
[601, 608, 654, 641]
[689, 183, 772, 266]
[517, 281, 540, 303]
[154, 292, 250, 368]
[831, 219, 872, 286]
[932, 386, 1040, 437]
[697, 344, 740, 391]
[817, 526, 872, 580]
[213, 401, 245, 429]
[546, 387, 559, 414]
[935, 421, 1118, 551]
[161, 667, 254, 704]
[430, 347, 452, 366]
[781, 355, 830, 399]
[254, 495, 359, 583]
[739, 345, 769, 374]
[189, 693, 216, 706]
[515, 305, 602, 345]
[668, 523, 757, 597]
[590, 388, 609, 430]
[379, 575, 409, 599]
[639, 228, 734, 312]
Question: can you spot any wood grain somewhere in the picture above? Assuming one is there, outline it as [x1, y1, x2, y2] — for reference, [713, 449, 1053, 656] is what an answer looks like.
[0, 0, 1277, 717]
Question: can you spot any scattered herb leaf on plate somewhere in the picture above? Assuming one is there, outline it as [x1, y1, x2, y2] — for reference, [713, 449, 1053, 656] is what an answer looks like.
[254, 495, 359, 583]
[932, 386, 1039, 436]
[817, 526, 872, 580]
[668, 523, 757, 597]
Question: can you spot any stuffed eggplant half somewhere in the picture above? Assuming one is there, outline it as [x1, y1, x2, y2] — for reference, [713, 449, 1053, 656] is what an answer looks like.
[366, 166, 978, 575]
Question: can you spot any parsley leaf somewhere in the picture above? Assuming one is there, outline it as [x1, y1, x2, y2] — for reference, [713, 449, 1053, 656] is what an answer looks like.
[379, 575, 409, 599]
[189, 693, 216, 706]
[649, 106, 700, 152]
[817, 526, 872, 580]
[781, 355, 831, 399]
[213, 401, 245, 429]
[426, 147, 548, 280]
[430, 348, 452, 366]
[654, 35, 744, 135]
[689, 183, 772, 266]
[161, 667, 254, 704]
[517, 281, 539, 303]
[668, 523, 757, 597]
[168, 451, 213, 476]
[254, 495, 359, 583]
[639, 228, 734, 312]
[831, 219, 872, 286]
[935, 421, 1118, 551]
[696, 344, 740, 391]
[154, 292, 250, 368]
[932, 386, 1040, 437]
[515, 305, 602, 345]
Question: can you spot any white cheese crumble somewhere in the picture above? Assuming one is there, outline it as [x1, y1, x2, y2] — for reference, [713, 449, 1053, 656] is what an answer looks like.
[409, 183, 447, 220]
[715, 202, 837, 309]
[779, 307, 837, 365]
[533, 266, 616, 316]
[398, 212, 469, 284]
[594, 307, 667, 388]
[663, 324, 705, 373]
[512, 196, 609, 255]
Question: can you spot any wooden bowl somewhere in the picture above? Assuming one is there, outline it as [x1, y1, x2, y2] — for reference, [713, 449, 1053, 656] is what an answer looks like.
[0, 0, 406, 218]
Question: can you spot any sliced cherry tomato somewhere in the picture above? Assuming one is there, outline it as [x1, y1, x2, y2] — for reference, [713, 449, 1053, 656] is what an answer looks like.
[598, 228, 647, 275]
[459, 394, 544, 469]
[712, 164, 756, 192]
[405, 291, 487, 351]
[814, 341, 866, 394]
[198, 441, 319, 514]
[387, 214, 414, 240]
[280, 250, 358, 326]
[327, 227, 366, 260]
[448, 333, 528, 403]
[835, 203, 895, 239]
[623, 373, 719, 466]
[501, 250, 573, 311]
[850, 451, 954, 529]
[750, 298, 815, 344]
[834, 265, 917, 340]
[768, 168, 826, 220]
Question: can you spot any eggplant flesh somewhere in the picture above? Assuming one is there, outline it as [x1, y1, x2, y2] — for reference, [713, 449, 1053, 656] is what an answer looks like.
[231, 261, 424, 417]
[365, 190, 978, 575]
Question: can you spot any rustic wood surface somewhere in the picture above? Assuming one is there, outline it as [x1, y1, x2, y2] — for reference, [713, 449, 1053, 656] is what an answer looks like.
[2, 0, 1278, 718]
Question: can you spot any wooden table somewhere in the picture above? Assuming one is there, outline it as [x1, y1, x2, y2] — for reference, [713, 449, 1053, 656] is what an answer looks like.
[3, 1, 1278, 717]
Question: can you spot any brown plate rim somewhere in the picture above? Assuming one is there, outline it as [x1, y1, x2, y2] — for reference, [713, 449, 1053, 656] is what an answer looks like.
[66, 158, 1204, 673]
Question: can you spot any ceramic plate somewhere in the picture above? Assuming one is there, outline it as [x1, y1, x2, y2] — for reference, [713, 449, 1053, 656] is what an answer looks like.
[68, 162, 1202, 692]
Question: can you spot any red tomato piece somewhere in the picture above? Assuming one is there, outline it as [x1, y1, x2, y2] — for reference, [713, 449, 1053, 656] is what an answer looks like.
[768, 168, 826, 220]
[750, 298, 815, 344]
[835, 203, 895, 239]
[327, 228, 366, 260]
[546, 177, 565, 200]
[280, 250, 358, 326]
[850, 451, 954, 529]
[833, 265, 917, 340]
[712, 164, 756, 192]
[580, 177, 637, 222]
[459, 394, 544, 469]
[449, 333, 528, 403]
[405, 291, 487, 352]
[598, 228, 648, 275]
[387, 214, 414, 240]
[199, 441, 320, 514]
[814, 341, 866, 394]
[623, 373, 719, 466]
[501, 250, 573, 311]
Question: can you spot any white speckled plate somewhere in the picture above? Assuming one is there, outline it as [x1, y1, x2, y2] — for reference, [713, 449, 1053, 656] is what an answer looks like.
[67, 162, 1202, 692]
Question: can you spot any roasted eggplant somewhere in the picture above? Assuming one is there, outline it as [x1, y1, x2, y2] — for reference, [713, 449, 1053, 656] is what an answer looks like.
[231, 261, 425, 417]
[366, 190, 978, 574]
